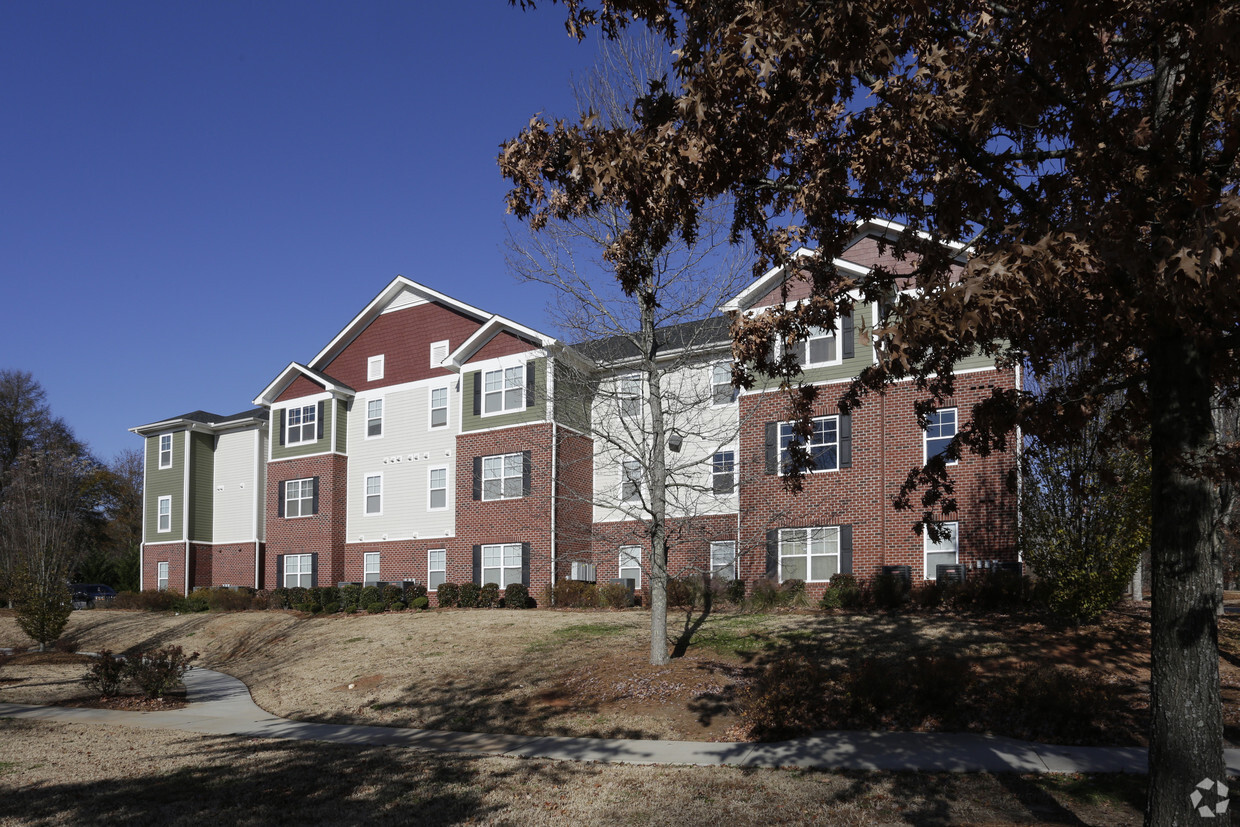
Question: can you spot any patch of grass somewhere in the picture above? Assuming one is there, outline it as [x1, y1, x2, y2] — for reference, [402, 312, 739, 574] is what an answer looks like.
[1033, 773, 1146, 808]
[0, 761, 16, 777]
[525, 622, 629, 653]
[344, 637, 366, 644]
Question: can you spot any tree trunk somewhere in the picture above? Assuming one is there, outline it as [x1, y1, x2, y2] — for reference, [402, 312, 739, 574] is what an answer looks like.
[1146, 334, 1225, 825]
[642, 277, 670, 666]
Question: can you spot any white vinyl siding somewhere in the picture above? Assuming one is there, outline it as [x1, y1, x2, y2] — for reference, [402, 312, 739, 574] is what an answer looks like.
[212, 429, 262, 542]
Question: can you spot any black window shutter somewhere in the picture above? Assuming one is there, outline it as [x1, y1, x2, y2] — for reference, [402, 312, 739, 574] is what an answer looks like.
[472, 457, 482, 500]
[764, 423, 778, 475]
[521, 542, 531, 586]
[522, 450, 532, 496]
[311, 553, 319, 588]
[278, 481, 286, 517]
[277, 409, 285, 446]
[840, 524, 853, 574]
[841, 311, 855, 359]
[311, 477, 320, 515]
[275, 554, 285, 588]
[472, 372, 481, 416]
[526, 362, 536, 407]
[765, 529, 779, 580]
[839, 414, 852, 468]
[472, 545, 482, 585]
[317, 401, 326, 440]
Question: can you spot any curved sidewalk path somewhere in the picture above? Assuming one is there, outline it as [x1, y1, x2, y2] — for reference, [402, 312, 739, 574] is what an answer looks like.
[3, 667, 1238, 775]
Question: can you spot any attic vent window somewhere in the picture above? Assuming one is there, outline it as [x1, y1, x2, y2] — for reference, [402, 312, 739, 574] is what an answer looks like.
[430, 340, 449, 368]
[368, 355, 385, 381]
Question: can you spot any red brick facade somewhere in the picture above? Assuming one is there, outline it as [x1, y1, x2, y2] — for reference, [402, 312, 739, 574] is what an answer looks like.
[321, 303, 479, 392]
[264, 453, 348, 589]
[141, 541, 187, 594]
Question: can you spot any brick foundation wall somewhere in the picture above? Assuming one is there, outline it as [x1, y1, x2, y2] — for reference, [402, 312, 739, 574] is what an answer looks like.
[738, 370, 1019, 595]
[187, 542, 262, 589]
[554, 428, 594, 582]
[589, 514, 739, 590]
[141, 542, 186, 594]
[265, 454, 348, 588]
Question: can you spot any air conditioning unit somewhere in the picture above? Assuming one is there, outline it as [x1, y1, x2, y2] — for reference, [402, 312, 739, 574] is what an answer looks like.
[570, 562, 597, 583]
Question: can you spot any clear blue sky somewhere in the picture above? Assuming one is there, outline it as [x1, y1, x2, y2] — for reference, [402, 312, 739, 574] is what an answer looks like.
[0, 1, 608, 463]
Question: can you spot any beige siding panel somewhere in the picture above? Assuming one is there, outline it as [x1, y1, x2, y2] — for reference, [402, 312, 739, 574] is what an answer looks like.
[212, 428, 260, 543]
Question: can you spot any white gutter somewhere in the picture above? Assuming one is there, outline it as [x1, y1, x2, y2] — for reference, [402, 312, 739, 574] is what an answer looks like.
[183, 431, 191, 594]
[549, 357, 557, 588]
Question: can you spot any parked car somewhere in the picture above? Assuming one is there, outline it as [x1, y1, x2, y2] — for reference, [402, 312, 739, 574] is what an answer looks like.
[70, 583, 117, 609]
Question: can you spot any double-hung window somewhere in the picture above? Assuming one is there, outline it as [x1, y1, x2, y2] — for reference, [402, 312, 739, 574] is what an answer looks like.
[366, 399, 383, 438]
[621, 460, 642, 502]
[483, 367, 525, 414]
[428, 549, 446, 590]
[284, 478, 316, 518]
[710, 540, 737, 581]
[617, 375, 641, 419]
[792, 325, 839, 367]
[157, 561, 169, 591]
[363, 552, 381, 586]
[285, 404, 317, 445]
[429, 387, 448, 429]
[482, 453, 523, 500]
[711, 364, 737, 405]
[925, 408, 958, 465]
[158, 434, 173, 469]
[481, 543, 523, 588]
[924, 521, 959, 580]
[779, 416, 839, 473]
[428, 466, 448, 510]
[712, 451, 735, 495]
[283, 554, 313, 588]
[779, 526, 840, 582]
[619, 545, 642, 587]
[157, 496, 172, 533]
[364, 474, 382, 515]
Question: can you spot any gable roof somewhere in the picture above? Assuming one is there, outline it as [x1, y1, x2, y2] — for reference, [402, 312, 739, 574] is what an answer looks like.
[252, 363, 355, 406]
[442, 314, 559, 372]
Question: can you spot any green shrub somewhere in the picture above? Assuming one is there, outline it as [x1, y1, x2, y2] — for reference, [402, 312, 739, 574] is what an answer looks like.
[111, 589, 179, 612]
[739, 654, 826, 740]
[725, 579, 747, 604]
[269, 587, 291, 609]
[294, 602, 316, 613]
[82, 650, 128, 697]
[503, 582, 530, 609]
[129, 645, 198, 699]
[359, 585, 381, 609]
[402, 582, 428, 603]
[598, 582, 633, 609]
[818, 588, 842, 610]
[458, 582, 481, 608]
[749, 578, 781, 612]
[340, 584, 362, 612]
[322, 601, 340, 614]
[667, 575, 704, 609]
[779, 578, 809, 608]
[382, 584, 403, 608]
[203, 587, 256, 612]
[366, 601, 386, 614]
[912, 582, 944, 608]
[174, 593, 210, 613]
[436, 583, 460, 607]
[409, 596, 429, 610]
[872, 572, 909, 609]
[478, 583, 500, 609]
[552, 579, 600, 608]
[286, 587, 309, 609]
[829, 573, 863, 608]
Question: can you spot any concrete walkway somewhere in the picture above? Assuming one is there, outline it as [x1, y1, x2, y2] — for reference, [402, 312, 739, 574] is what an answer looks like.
[3, 666, 1239, 775]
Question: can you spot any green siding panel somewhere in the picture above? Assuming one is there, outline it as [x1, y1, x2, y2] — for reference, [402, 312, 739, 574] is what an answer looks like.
[188, 432, 214, 543]
[552, 358, 593, 432]
[797, 302, 875, 385]
[271, 400, 335, 459]
[145, 432, 185, 540]
[462, 357, 547, 432]
[335, 399, 348, 453]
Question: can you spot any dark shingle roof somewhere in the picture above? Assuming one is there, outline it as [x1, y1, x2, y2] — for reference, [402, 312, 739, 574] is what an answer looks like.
[575, 316, 732, 364]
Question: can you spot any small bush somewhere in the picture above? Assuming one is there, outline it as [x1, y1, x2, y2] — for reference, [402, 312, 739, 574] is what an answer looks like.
[340, 584, 362, 612]
[83, 650, 128, 697]
[359, 585, 381, 609]
[740, 655, 827, 740]
[912, 582, 944, 608]
[402, 582, 428, 603]
[129, 645, 199, 699]
[382, 584, 404, 608]
[322, 601, 340, 614]
[286, 587, 309, 609]
[269, 587, 291, 609]
[294, 602, 316, 613]
[458, 582, 481, 608]
[503, 582, 530, 609]
[14, 571, 73, 651]
[749, 578, 781, 612]
[598, 582, 634, 608]
[175, 593, 210, 613]
[366, 601, 386, 614]
[478, 583, 500, 609]
[667, 576, 702, 609]
[725, 579, 746, 604]
[829, 573, 863, 608]
[111, 589, 179, 612]
[872, 572, 909, 610]
[436, 583, 460, 608]
[409, 596, 429, 610]
[204, 587, 256, 612]
[779, 579, 809, 608]
[818, 588, 842, 610]
[552, 579, 600, 608]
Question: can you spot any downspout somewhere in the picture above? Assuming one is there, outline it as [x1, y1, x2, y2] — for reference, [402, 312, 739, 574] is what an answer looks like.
[1015, 361, 1023, 563]
[140, 437, 148, 592]
[184, 430, 191, 595]
[253, 426, 262, 589]
[549, 355, 557, 588]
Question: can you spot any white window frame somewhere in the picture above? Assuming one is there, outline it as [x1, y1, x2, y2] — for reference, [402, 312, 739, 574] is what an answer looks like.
[364, 473, 383, 516]
[791, 324, 842, 368]
[363, 552, 381, 585]
[482, 366, 526, 416]
[429, 386, 449, 429]
[712, 450, 736, 495]
[428, 548, 446, 591]
[482, 453, 524, 501]
[157, 495, 172, 533]
[481, 542, 523, 588]
[366, 398, 384, 439]
[158, 433, 173, 469]
[430, 340, 449, 368]
[285, 403, 318, 446]
[711, 364, 737, 405]
[620, 459, 642, 503]
[924, 407, 958, 466]
[779, 416, 839, 474]
[367, 355, 385, 381]
[710, 540, 737, 581]
[617, 374, 642, 419]
[157, 561, 169, 591]
[619, 545, 642, 588]
[283, 553, 313, 588]
[778, 526, 841, 583]
[428, 465, 449, 511]
[284, 478, 315, 518]
[924, 521, 960, 581]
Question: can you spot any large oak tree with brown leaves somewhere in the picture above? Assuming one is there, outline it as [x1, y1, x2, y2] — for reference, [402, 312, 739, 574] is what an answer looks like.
[501, 1, 1239, 821]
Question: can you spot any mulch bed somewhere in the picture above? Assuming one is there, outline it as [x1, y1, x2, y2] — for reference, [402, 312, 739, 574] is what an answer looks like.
[58, 693, 188, 712]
